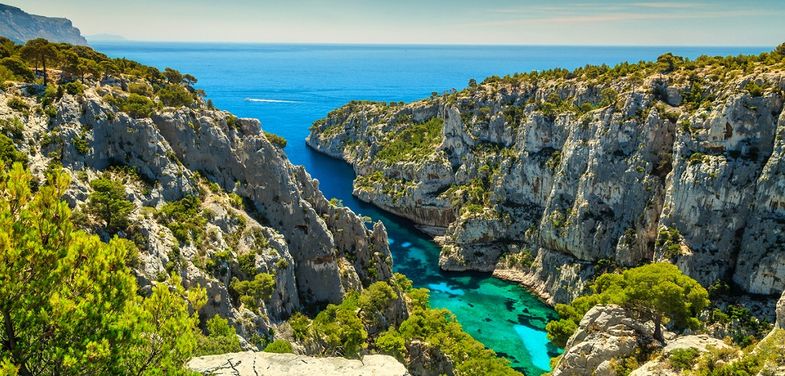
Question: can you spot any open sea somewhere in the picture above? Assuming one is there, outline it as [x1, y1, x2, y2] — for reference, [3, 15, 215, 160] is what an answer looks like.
[91, 42, 768, 375]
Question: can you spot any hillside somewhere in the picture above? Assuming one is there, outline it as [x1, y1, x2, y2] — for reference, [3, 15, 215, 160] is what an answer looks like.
[0, 3, 87, 45]
[0, 39, 530, 375]
[307, 46, 785, 309]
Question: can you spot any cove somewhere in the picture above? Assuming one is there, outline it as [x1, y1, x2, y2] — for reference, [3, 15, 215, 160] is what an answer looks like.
[91, 42, 768, 375]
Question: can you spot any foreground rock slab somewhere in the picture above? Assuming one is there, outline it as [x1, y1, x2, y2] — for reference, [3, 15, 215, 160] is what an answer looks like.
[187, 352, 410, 376]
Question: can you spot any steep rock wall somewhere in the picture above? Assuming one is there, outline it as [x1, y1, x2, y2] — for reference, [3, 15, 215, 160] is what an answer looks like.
[308, 58, 785, 303]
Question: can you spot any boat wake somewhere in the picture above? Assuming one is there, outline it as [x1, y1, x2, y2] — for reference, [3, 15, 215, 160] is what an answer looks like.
[244, 98, 300, 104]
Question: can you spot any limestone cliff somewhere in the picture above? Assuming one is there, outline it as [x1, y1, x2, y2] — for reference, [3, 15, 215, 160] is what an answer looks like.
[0, 4, 87, 45]
[308, 49, 785, 304]
[0, 79, 392, 346]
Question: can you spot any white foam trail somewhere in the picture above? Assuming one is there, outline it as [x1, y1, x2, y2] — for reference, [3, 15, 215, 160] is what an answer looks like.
[244, 98, 300, 104]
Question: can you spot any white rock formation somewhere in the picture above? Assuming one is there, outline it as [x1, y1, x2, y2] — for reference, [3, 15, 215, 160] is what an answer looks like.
[551, 305, 654, 376]
[187, 352, 409, 376]
[307, 66, 785, 304]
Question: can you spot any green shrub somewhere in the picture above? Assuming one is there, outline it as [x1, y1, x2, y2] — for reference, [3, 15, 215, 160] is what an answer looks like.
[74, 130, 90, 154]
[63, 81, 84, 95]
[6, 97, 28, 112]
[157, 84, 194, 107]
[264, 131, 287, 148]
[39, 84, 60, 107]
[375, 329, 406, 360]
[358, 282, 397, 327]
[231, 273, 275, 313]
[745, 82, 765, 97]
[545, 315, 578, 348]
[656, 226, 684, 258]
[0, 65, 14, 87]
[0, 134, 27, 168]
[237, 253, 257, 277]
[275, 258, 289, 270]
[0, 57, 34, 81]
[226, 115, 239, 129]
[288, 312, 311, 341]
[228, 192, 243, 208]
[263, 339, 293, 353]
[111, 93, 157, 118]
[195, 315, 242, 356]
[668, 347, 699, 371]
[87, 177, 135, 234]
[157, 196, 207, 244]
[0, 163, 208, 375]
[127, 82, 153, 97]
[0, 117, 24, 140]
[688, 152, 707, 166]
[312, 293, 367, 357]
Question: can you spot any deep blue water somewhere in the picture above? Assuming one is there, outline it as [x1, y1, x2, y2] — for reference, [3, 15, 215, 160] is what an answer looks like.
[91, 42, 768, 375]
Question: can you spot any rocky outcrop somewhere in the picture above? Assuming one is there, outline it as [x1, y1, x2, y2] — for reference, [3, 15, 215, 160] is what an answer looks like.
[552, 301, 785, 376]
[0, 4, 87, 45]
[187, 352, 409, 376]
[629, 335, 733, 376]
[551, 305, 656, 376]
[404, 341, 454, 376]
[778, 290, 785, 329]
[0, 80, 392, 348]
[308, 54, 785, 304]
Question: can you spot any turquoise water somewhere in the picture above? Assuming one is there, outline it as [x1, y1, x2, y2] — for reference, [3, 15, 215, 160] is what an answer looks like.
[91, 42, 768, 375]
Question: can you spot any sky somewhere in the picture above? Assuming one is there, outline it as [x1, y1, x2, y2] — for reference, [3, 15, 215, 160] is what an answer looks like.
[6, 0, 785, 46]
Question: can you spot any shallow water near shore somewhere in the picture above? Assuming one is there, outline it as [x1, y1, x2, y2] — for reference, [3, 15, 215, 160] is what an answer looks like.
[92, 42, 767, 375]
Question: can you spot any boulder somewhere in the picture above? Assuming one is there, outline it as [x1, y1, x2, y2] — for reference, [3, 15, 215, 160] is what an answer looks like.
[552, 305, 655, 376]
[187, 352, 409, 376]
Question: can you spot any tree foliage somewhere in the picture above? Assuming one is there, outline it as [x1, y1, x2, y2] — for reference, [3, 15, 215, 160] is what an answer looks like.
[194, 316, 242, 356]
[87, 177, 135, 234]
[311, 293, 368, 357]
[157, 84, 194, 107]
[230, 273, 275, 313]
[546, 263, 710, 346]
[156, 195, 206, 244]
[263, 131, 287, 148]
[363, 275, 523, 376]
[0, 135, 27, 169]
[19, 39, 58, 85]
[263, 339, 293, 353]
[0, 163, 212, 375]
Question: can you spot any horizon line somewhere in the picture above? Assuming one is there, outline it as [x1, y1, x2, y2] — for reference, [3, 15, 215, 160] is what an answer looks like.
[85, 39, 777, 49]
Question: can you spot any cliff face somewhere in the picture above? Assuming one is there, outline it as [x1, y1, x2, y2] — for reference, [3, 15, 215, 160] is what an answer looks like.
[308, 52, 785, 304]
[0, 82, 392, 344]
[0, 4, 87, 45]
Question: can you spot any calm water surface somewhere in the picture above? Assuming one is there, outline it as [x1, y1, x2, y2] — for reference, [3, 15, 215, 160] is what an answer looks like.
[92, 42, 767, 374]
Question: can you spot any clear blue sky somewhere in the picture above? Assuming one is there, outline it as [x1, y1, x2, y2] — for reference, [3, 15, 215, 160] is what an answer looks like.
[7, 0, 785, 46]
